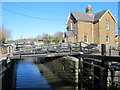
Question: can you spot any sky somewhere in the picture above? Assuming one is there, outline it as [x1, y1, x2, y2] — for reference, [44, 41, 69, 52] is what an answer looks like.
[1, 2, 119, 40]
[1, 0, 120, 2]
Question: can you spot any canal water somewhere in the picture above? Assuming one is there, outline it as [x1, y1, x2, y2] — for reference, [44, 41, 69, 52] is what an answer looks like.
[14, 57, 74, 90]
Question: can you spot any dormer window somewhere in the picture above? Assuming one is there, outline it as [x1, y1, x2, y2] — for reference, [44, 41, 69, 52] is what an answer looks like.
[71, 22, 74, 30]
[106, 20, 109, 29]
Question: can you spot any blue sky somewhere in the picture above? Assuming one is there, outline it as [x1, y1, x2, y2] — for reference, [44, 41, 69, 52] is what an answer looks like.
[1, 2, 119, 40]
[1, 0, 120, 2]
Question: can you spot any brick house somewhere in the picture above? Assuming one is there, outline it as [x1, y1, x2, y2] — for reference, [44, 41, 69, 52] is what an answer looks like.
[64, 5, 116, 46]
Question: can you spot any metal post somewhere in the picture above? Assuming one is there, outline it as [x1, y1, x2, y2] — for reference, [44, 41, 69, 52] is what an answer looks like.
[111, 69, 115, 86]
[104, 61, 108, 90]
[69, 42, 72, 54]
[34, 49, 35, 55]
[109, 46, 111, 56]
[19, 50, 21, 59]
[101, 44, 106, 56]
[91, 62, 94, 89]
[57, 44, 60, 53]
[79, 42, 82, 52]
[101, 44, 108, 90]
[47, 47, 49, 54]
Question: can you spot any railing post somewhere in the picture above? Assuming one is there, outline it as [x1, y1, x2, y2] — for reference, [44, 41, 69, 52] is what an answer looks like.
[109, 46, 111, 56]
[101, 44, 106, 56]
[47, 47, 49, 54]
[101, 44, 108, 90]
[69, 42, 72, 54]
[110, 69, 115, 87]
[19, 51, 21, 59]
[91, 62, 94, 89]
[58, 44, 61, 53]
[34, 49, 35, 55]
[79, 42, 82, 52]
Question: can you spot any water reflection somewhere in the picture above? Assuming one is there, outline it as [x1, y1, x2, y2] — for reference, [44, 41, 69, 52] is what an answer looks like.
[16, 57, 51, 89]
[34, 58, 74, 90]
[15, 57, 74, 90]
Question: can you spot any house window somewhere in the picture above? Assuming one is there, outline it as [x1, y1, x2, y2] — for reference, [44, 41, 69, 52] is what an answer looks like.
[106, 21, 109, 29]
[71, 22, 74, 30]
[84, 35, 88, 42]
[106, 35, 110, 43]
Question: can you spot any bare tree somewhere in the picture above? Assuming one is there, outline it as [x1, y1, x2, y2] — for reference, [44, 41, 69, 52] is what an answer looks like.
[36, 32, 64, 44]
[0, 27, 11, 43]
[41, 33, 53, 44]
[53, 32, 64, 44]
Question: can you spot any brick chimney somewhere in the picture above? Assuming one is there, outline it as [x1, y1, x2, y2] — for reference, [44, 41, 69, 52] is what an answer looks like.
[86, 4, 92, 14]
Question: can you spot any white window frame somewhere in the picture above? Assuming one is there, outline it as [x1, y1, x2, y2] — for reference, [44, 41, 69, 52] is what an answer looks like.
[106, 21, 109, 29]
[71, 22, 74, 30]
[84, 35, 88, 43]
[106, 35, 110, 43]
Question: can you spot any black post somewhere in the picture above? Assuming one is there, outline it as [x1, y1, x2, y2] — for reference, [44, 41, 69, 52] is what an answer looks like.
[104, 61, 109, 90]
[79, 42, 82, 52]
[109, 46, 111, 56]
[111, 69, 115, 86]
[47, 47, 49, 54]
[91, 62, 94, 89]
[69, 42, 72, 54]
[101, 44, 108, 90]
[19, 51, 21, 59]
[101, 44, 106, 56]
